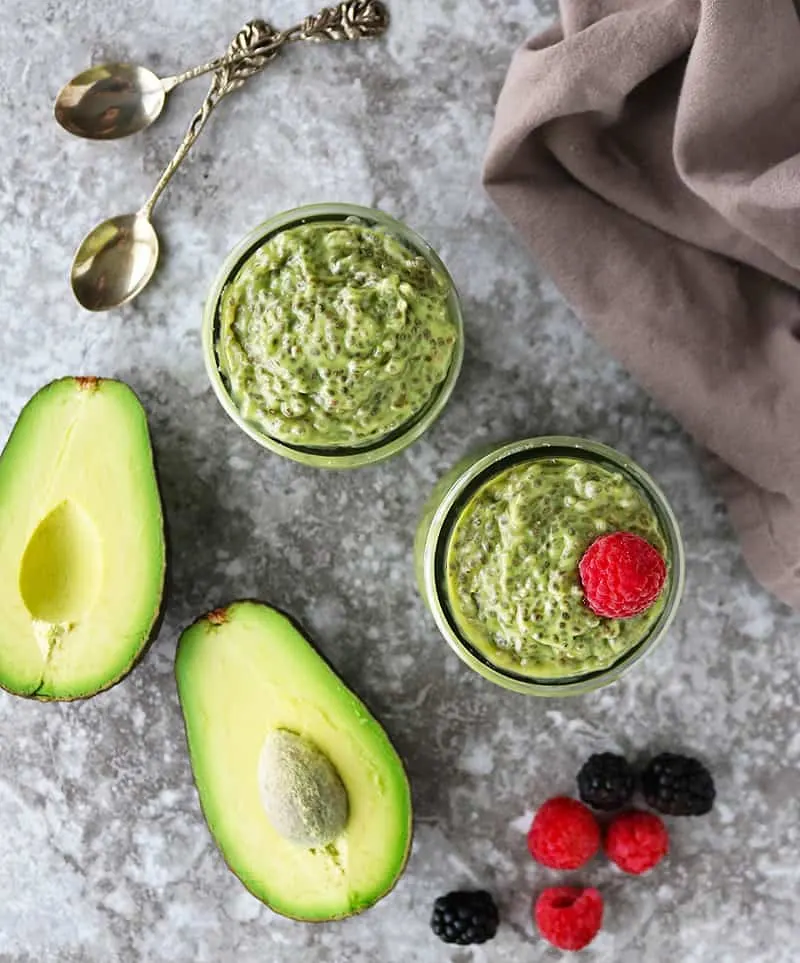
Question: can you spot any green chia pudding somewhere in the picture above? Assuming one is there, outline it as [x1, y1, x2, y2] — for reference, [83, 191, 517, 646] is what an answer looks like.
[216, 221, 457, 448]
[445, 456, 669, 679]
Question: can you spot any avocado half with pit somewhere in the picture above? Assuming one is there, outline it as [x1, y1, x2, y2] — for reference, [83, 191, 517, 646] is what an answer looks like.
[175, 600, 413, 921]
[0, 377, 166, 699]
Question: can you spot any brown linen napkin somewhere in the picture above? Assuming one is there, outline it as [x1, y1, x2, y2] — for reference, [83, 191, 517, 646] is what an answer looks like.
[483, 0, 800, 609]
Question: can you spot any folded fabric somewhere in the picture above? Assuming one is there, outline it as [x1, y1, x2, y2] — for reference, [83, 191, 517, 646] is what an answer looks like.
[483, 0, 800, 609]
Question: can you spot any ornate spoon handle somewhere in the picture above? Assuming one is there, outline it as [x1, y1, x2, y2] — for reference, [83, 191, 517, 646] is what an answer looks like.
[141, 21, 278, 218]
[162, 1, 389, 92]
[282, 0, 390, 43]
[141, 1, 389, 218]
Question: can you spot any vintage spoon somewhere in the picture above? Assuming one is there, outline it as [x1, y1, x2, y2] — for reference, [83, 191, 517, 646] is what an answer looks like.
[55, 0, 389, 140]
[69, 2, 390, 311]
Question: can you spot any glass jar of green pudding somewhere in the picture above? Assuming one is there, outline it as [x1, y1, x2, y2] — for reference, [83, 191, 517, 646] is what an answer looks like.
[203, 204, 464, 468]
[415, 437, 685, 696]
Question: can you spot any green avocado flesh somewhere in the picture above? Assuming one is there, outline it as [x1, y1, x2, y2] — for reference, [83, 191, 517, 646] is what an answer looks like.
[0, 378, 165, 699]
[175, 601, 413, 921]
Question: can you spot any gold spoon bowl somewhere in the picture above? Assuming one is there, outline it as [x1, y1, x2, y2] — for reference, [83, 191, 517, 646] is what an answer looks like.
[55, 63, 172, 140]
[71, 214, 159, 311]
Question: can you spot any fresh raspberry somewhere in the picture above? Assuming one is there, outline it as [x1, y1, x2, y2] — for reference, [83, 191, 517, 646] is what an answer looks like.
[605, 810, 669, 874]
[527, 797, 600, 870]
[579, 532, 667, 619]
[534, 887, 604, 951]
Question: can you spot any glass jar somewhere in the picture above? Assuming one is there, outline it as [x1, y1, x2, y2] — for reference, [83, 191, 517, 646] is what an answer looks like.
[415, 437, 685, 696]
[202, 203, 464, 469]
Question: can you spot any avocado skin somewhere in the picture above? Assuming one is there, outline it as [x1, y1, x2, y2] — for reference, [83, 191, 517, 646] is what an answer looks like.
[175, 600, 414, 921]
[0, 377, 168, 702]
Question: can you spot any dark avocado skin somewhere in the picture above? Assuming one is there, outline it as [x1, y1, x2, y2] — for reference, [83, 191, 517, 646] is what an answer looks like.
[0, 377, 168, 702]
[175, 600, 414, 921]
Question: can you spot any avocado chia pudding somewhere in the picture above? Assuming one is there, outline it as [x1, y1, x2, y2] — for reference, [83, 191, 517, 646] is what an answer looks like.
[207, 206, 463, 466]
[416, 438, 685, 695]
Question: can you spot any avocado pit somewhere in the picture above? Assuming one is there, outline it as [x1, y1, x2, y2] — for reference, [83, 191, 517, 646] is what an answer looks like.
[258, 729, 348, 848]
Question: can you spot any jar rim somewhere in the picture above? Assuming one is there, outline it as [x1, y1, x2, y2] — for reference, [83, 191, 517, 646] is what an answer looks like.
[202, 203, 464, 469]
[421, 436, 686, 696]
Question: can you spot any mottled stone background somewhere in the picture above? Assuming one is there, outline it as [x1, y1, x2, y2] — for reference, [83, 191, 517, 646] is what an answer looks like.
[0, 1, 797, 960]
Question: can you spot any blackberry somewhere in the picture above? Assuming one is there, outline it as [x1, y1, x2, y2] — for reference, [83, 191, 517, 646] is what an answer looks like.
[642, 753, 715, 816]
[430, 890, 499, 945]
[577, 753, 635, 811]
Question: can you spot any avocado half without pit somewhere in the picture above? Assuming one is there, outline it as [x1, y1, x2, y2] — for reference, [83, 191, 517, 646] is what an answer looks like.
[0, 378, 166, 699]
[175, 601, 413, 921]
